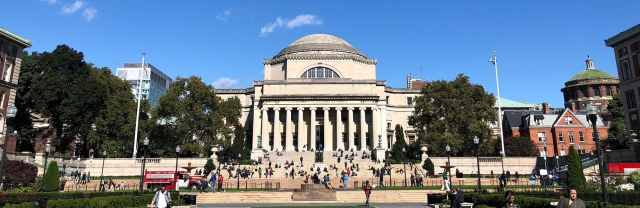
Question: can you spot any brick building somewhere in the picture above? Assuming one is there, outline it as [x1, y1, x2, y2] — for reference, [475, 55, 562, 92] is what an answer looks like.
[502, 104, 608, 157]
[561, 56, 620, 112]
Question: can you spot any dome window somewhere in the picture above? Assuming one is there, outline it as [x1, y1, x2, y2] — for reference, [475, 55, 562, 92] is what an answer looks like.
[606, 87, 612, 96]
[594, 87, 601, 97]
[300, 67, 340, 79]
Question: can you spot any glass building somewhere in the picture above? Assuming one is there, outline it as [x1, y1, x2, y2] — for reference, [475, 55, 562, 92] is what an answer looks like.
[116, 63, 172, 107]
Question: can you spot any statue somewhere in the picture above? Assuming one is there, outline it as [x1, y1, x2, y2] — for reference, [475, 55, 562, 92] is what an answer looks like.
[315, 151, 323, 163]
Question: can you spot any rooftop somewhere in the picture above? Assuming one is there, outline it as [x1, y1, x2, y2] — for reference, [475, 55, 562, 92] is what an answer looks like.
[495, 97, 534, 108]
[605, 23, 640, 47]
[0, 27, 32, 47]
[274, 34, 365, 58]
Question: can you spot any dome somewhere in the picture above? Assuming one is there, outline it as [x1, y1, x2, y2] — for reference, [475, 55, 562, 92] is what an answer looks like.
[274, 34, 365, 58]
[569, 69, 616, 81]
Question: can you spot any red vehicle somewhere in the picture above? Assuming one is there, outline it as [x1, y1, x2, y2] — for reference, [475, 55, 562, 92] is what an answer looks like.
[608, 163, 640, 174]
[144, 170, 203, 191]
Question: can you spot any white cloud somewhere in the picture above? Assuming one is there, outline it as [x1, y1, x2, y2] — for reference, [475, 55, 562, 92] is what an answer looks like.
[61, 0, 84, 14]
[42, 0, 57, 5]
[212, 77, 239, 89]
[260, 14, 322, 37]
[82, 7, 97, 22]
[216, 10, 231, 21]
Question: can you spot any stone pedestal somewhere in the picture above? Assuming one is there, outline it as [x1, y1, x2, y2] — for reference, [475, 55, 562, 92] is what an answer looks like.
[373, 148, 386, 161]
[251, 148, 266, 161]
[292, 184, 337, 201]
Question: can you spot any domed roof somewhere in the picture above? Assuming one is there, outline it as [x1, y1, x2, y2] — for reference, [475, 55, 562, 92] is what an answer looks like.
[569, 56, 617, 81]
[274, 34, 365, 58]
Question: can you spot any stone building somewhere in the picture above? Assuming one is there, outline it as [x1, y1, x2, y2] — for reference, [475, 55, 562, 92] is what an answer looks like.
[215, 34, 422, 155]
[561, 56, 619, 112]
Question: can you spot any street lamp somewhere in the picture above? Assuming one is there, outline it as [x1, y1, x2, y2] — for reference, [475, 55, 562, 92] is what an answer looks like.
[139, 137, 149, 193]
[101, 150, 106, 178]
[237, 153, 241, 189]
[0, 105, 17, 185]
[89, 149, 94, 181]
[402, 147, 407, 187]
[218, 146, 224, 174]
[500, 151, 505, 172]
[474, 136, 481, 192]
[175, 146, 180, 191]
[555, 155, 559, 171]
[40, 138, 51, 191]
[75, 139, 81, 178]
[587, 103, 608, 207]
[445, 145, 451, 181]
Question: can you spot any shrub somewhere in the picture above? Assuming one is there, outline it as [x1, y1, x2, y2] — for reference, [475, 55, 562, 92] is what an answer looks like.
[203, 159, 216, 177]
[390, 124, 408, 160]
[1, 160, 38, 191]
[43, 161, 61, 191]
[1, 191, 183, 207]
[630, 170, 640, 190]
[423, 158, 434, 177]
[566, 145, 585, 189]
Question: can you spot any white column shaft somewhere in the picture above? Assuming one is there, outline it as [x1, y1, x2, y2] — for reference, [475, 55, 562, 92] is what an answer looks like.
[336, 107, 343, 151]
[323, 107, 332, 151]
[373, 107, 380, 148]
[261, 109, 270, 150]
[348, 107, 354, 151]
[310, 108, 317, 151]
[297, 108, 305, 151]
[285, 108, 293, 151]
[274, 108, 281, 151]
[252, 107, 260, 149]
[359, 107, 366, 151]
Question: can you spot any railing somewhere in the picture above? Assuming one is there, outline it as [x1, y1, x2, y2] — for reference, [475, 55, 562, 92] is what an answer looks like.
[559, 156, 602, 171]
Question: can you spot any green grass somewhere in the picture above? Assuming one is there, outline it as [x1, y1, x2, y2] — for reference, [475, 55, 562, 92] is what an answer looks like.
[257, 207, 359, 208]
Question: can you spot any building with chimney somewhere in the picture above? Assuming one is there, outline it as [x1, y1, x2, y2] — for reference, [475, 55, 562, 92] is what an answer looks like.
[561, 56, 619, 113]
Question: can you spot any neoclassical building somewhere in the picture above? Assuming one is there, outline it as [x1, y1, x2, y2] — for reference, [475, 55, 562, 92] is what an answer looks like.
[215, 34, 421, 153]
[561, 56, 619, 112]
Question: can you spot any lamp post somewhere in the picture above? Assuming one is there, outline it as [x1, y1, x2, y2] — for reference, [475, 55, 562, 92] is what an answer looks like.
[474, 136, 481, 192]
[139, 137, 149, 193]
[101, 150, 106, 178]
[0, 105, 17, 187]
[40, 138, 51, 191]
[237, 153, 241, 189]
[402, 147, 407, 187]
[378, 134, 382, 148]
[587, 103, 608, 207]
[257, 135, 262, 148]
[445, 145, 451, 181]
[89, 149, 94, 179]
[218, 146, 224, 174]
[75, 139, 81, 177]
[555, 155, 559, 171]
[175, 146, 180, 191]
[500, 151, 505, 172]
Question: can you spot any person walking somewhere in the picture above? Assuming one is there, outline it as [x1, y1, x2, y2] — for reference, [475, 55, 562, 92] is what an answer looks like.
[440, 169, 450, 191]
[363, 180, 372, 206]
[378, 170, 385, 188]
[217, 175, 225, 192]
[342, 173, 349, 189]
[556, 189, 586, 208]
[209, 172, 217, 192]
[150, 186, 171, 208]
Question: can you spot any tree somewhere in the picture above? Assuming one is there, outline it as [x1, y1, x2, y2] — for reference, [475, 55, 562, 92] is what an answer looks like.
[606, 94, 629, 149]
[13, 51, 39, 152]
[1, 160, 37, 191]
[566, 145, 585, 189]
[630, 169, 640, 190]
[43, 161, 61, 191]
[390, 124, 408, 160]
[423, 158, 435, 177]
[203, 159, 216, 177]
[408, 74, 497, 156]
[498, 136, 538, 156]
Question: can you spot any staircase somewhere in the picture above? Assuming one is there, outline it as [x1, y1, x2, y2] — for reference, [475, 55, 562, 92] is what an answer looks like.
[192, 189, 435, 204]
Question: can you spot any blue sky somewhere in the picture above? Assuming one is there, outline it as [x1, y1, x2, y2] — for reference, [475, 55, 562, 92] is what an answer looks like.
[3, 0, 640, 108]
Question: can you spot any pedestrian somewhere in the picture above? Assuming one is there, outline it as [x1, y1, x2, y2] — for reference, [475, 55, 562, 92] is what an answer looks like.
[556, 189, 586, 208]
[342, 173, 349, 189]
[217, 175, 225, 192]
[151, 186, 171, 208]
[209, 172, 217, 192]
[440, 169, 450, 191]
[501, 190, 520, 208]
[452, 188, 464, 208]
[378, 170, 385, 188]
[363, 180, 372, 206]
[99, 177, 105, 192]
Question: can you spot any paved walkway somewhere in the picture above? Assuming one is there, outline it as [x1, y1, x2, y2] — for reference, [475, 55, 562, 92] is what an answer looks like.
[196, 203, 429, 208]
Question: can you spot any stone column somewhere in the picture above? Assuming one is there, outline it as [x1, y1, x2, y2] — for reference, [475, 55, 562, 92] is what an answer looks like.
[359, 107, 367, 151]
[310, 107, 317, 150]
[261, 108, 270, 150]
[347, 107, 355, 151]
[252, 107, 260, 149]
[273, 107, 281, 151]
[373, 107, 380, 148]
[336, 107, 344, 151]
[285, 107, 293, 151]
[380, 106, 388, 149]
[323, 107, 332, 151]
[297, 108, 305, 151]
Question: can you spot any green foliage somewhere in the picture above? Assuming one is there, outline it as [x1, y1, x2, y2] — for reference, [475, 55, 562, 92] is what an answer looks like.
[1, 160, 38, 191]
[566, 145, 585, 189]
[408, 74, 497, 157]
[630, 169, 640, 189]
[0, 191, 181, 206]
[606, 94, 629, 149]
[203, 159, 216, 177]
[43, 161, 61, 191]
[499, 136, 538, 156]
[4, 192, 184, 208]
[390, 124, 407, 160]
[423, 158, 435, 176]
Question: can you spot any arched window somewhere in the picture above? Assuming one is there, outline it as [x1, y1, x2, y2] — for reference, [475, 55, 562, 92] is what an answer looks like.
[606, 87, 612, 96]
[300, 67, 340, 79]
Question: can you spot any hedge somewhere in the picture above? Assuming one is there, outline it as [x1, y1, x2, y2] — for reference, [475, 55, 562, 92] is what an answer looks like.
[5, 192, 183, 208]
[0, 191, 176, 206]
[512, 190, 640, 205]
[43, 161, 61, 191]
[464, 192, 638, 208]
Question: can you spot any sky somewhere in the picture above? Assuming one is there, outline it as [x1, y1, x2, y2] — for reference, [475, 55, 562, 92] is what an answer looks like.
[3, 0, 640, 108]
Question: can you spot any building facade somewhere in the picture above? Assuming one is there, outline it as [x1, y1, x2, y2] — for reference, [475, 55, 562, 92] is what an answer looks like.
[605, 24, 640, 140]
[116, 63, 172, 107]
[0, 27, 31, 133]
[561, 56, 619, 112]
[215, 34, 422, 153]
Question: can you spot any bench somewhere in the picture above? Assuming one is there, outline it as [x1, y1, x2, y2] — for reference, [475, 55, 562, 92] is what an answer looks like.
[460, 202, 474, 208]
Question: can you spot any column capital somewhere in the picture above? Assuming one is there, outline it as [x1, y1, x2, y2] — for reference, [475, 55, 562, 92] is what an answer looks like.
[262, 107, 269, 111]
[347, 107, 354, 111]
[297, 107, 304, 111]
[285, 107, 292, 111]
[323, 107, 330, 111]
[274, 107, 281, 111]
[310, 107, 317, 111]
[373, 107, 380, 111]
[359, 107, 367, 111]
[336, 107, 343, 111]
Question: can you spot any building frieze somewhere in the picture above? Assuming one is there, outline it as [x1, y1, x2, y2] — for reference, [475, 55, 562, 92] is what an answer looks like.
[384, 86, 421, 93]
[214, 87, 255, 94]
[260, 94, 379, 101]
[263, 53, 378, 66]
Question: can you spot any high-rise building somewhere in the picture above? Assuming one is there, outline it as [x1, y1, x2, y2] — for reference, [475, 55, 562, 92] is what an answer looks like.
[116, 63, 172, 107]
[604, 23, 640, 140]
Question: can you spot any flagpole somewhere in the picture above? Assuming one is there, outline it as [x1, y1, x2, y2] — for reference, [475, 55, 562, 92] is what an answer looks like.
[493, 51, 506, 165]
[132, 52, 146, 158]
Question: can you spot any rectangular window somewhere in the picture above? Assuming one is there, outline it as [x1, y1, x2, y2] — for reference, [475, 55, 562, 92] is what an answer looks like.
[3, 61, 13, 82]
[387, 122, 391, 129]
[619, 47, 629, 57]
[279, 111, 286, 122]
[558, 132, 564, 142]
[623, 62, 631, 81]
[0, 91, 5, 109]
[342, 133, 347, 142]
[268, 112, 274, 122]
[569, 132, 575, 144]
[366, 133, 371, 147]
[565, 116, 573, 125]
[591, 132, 599, 141]
[407, 97, 413, 106]
[365, 111, 371, 122]
[626, 90, 637, 108]
[7, 44, 13, 57]
[386, 96, 389, 104]
[538, 132, 546, 142]
[354, 133, 360, 146]
[561, 150, 566, 156]
[292, 111, 299, 122]
[594, 87, 601, 97]
[579, 132, 584, 142]
[354, 112, 360, 122]
[408, 135, 415, 145]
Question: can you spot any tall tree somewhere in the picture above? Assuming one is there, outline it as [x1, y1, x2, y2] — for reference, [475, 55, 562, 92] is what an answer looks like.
[13, 51, 40, 152]
[408, 74, 497, 156]
[566, 145, 585, 189]
[390, 124, 407, 160]
[498, 136, 538, 156]
[606, 94, 629, 149]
